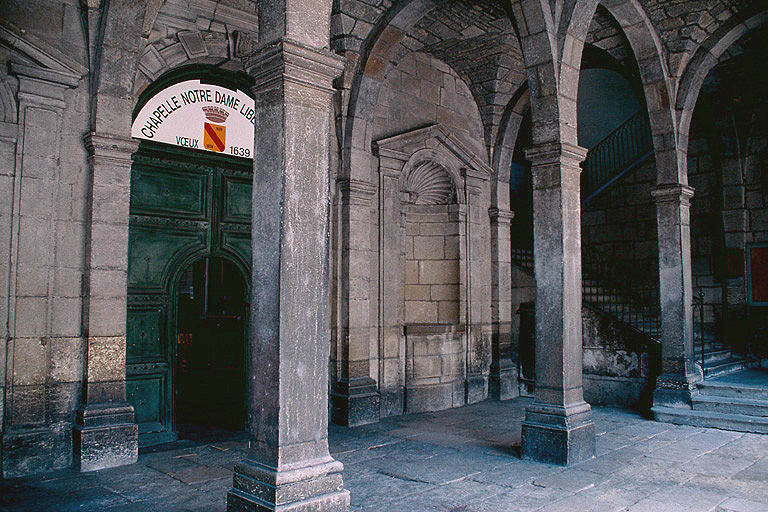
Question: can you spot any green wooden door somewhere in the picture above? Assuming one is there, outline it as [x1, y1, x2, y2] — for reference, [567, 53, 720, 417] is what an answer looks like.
[126, 143, 252, 446]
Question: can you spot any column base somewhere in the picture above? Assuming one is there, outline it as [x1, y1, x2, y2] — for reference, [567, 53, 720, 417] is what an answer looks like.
[489, 362, 519, 400]
[331, 377, 380, 427]
[521, 401, 595, 466]
[73, 402, 138, 472]
[227, 456, 349, 512]
[652, 373, 697, 409]
[466, 373, 488, 404]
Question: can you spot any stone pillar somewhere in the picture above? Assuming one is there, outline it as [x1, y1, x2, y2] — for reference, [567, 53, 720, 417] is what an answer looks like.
[463, 170, 493, 404]
[377, 150, 408, 416]
[227, 39, 347, 512]
[489, 207, 517, 400]
[4, 62, 85, 477]
[521, 142, 595, 466]
[74, 132, 138, 472]
[651, 184, 698, 408]
[331, 178, 380, 427]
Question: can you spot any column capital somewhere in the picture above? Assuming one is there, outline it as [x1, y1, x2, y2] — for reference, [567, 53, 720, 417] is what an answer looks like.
[651, 183, 695, 204]
[84, 132, 138, 165]
[524, 142, 588, 167]
[11, 62, 82, 109]
[245, 38, 345, 96]
[374, 146, 409, 162]
[337, 178, 376, 201]
[489, 207, 514, 224]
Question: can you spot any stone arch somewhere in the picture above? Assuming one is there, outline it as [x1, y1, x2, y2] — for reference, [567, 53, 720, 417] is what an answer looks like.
[0, 77, 17, 124]
[505, 0, 562, 145]
[676, 10, 768, 181]
[563, 0, 678, 183]
[343, 0, 499, 179]
[492, 83, 530, 181]
[132, 29, 249, 97]
[91, 1, 155, 136]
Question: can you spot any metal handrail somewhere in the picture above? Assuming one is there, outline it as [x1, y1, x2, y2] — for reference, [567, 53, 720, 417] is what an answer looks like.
[693, 289, 706, 374]
[582, 110, 653, 202]
[581, 246, 661, 338]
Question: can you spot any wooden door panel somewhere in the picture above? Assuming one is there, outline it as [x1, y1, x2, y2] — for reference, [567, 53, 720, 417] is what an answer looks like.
[128, 227, 207, 289]
[126, 372, 165, 426]
[130, 168, 208, 218]
[221, 231, 251, 267]
[222, 176, 252, 222]
[127, 146, 251, 446]
[126, 307, 163, 361]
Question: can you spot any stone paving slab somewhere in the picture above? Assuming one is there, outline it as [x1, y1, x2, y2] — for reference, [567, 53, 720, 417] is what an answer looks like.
[2, 398, 768, 512]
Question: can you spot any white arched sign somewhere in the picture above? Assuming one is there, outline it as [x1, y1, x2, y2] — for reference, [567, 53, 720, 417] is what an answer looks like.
[131, 79, 255, 158]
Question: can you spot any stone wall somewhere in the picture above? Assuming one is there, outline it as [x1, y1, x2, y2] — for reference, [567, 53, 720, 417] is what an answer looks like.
[404, 205, 461, 325]
[688, 132, 722, 327]
[0, 32, 91, 476]
[582, 307, 656, 408]
[372, 51, 486, 161]
[367, 51, 490, 419]
[581, 157, 658, 277]
[404, 325, 465, 413]
[686, 32, 768, 360]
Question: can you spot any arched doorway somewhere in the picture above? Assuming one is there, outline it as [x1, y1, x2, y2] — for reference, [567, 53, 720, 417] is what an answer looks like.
[175, 256, 248, 434]
[125, 67, 255, 446]
[125, 141, 253, 446]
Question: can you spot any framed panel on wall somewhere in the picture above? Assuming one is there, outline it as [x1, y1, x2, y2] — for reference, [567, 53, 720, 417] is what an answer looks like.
[747, 243, 768, 306]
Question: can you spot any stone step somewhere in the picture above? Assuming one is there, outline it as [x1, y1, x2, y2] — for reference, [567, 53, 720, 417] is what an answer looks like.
[692, 394, 768, 417]
[694, 342, 727, 353]
[699, 378, 768, 401]
[652, 405, 768, 434]
[703, 357, 750, 379]
[693, 349, 733, 367]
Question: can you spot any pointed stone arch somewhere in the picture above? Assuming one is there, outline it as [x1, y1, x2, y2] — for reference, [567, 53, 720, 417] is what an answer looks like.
[563, 0, 678, 183]
[676, 10, 768, 181]
[492, 83, 530, 180]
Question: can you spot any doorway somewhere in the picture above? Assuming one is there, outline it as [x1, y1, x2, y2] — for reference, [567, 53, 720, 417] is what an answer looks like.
[175, 256, 248, 434]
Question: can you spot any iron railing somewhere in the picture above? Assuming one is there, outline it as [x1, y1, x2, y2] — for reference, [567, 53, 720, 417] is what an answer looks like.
[581, 248, 661, 338]
[510, 247, 534, 273]
[510, 244, 661, 337]
[582, 110, 653, 203]
[693, 289, 706, 373]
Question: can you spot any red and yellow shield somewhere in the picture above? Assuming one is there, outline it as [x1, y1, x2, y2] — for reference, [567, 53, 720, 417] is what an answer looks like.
[203, 122, 226, 152]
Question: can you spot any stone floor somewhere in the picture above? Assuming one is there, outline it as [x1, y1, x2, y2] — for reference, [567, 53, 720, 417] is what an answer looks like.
[2, 397, 768, 512]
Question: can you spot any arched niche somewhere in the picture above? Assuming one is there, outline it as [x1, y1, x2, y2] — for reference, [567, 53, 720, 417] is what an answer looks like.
[374, 124, 493, 414]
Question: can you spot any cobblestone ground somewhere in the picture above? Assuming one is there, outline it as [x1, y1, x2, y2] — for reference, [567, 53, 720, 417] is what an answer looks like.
[2, 398, 768, 512]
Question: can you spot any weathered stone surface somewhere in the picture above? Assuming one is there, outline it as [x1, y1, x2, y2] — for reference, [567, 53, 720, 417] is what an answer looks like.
[6, 400, 768, 511]
[2, 0, 766, 485]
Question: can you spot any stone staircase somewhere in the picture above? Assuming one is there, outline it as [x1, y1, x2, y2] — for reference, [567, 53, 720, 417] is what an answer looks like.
[509, 106, 765, 432]
[582, 276, 660, 338]
[694, 333, 753, 379]
[653, 369, 768, 434]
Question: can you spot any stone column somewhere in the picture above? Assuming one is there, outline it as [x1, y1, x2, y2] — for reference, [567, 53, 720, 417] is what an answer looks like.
[227, 39, 347, 512]
[463, 170, 493, 404]
[5, 62, 87, 477]
[331, 178, 380, 426]
[74, 132, 139, 472]
[377, 149, 409, 415]
[651, 184, 697, 408]
[521, 142, 595, 466]
[489, 207, 517, 400]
